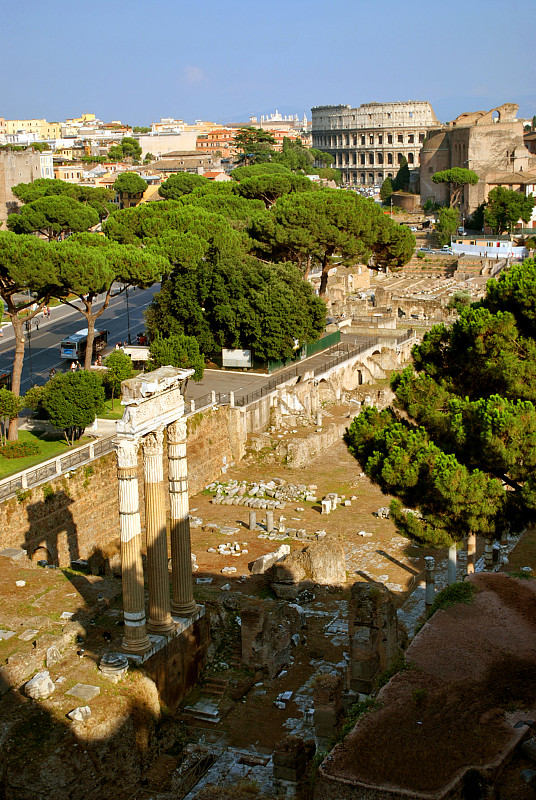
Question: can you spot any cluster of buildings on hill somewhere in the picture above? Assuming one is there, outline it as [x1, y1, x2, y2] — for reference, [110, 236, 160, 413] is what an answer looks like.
[2, 101, 536, 236]
[0, 110, 311, 223]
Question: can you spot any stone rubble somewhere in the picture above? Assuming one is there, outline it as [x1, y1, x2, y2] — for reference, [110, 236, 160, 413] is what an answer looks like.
[25, 670, 55, 700]
[67, 705, 92, 722]
[205, 478, 321, 510]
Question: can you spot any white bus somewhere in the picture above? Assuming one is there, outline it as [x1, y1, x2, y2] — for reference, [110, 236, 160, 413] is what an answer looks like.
[60, 328, 108, 361]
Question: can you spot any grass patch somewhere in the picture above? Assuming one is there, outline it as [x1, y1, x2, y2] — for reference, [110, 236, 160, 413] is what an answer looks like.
[375, 652, 411, 691]
[427, 581, 476, 619]
[339, 697, 381, 739]
[98, 398, 124, 420]
[0, 430, 91, 480]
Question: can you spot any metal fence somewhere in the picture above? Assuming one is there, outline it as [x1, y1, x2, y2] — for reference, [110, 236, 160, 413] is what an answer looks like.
[0, 435, 115, 503]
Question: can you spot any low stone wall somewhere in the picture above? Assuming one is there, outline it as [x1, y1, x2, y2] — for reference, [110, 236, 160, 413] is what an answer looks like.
[282, 422, 347, 468]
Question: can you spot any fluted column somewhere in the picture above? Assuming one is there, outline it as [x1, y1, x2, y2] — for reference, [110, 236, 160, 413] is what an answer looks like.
[115, 437, 151, 654]
[168, 419, 196, 616]
[142, 430, 175, 634]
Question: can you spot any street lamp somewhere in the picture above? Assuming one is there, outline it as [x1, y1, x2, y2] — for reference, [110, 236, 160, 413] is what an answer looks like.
[125, 285, 131, 345]
[25, 320, 33, 385]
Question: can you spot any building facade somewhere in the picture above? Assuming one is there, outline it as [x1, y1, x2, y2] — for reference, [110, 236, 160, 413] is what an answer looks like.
[311, 101, 438, 186]
[420, 103, 536, 215]
[0, 149, 43, 223]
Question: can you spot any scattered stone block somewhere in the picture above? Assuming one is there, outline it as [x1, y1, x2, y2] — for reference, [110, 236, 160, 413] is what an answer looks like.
[46, 645, 62, 668]
[221, 566, 237, 575]
[60, 611, 74, 620]
[68, 705, 92, 722]
[66, 683, 101, 702]
[221, 583, 231, 591]
[15, 581, 26, 587]
[0, 547, 27, 561]
[196, 577, 213, 585]
[18, 629, 39, 641]
[521, 739, 536, 763]
[25, 671, 55, 700]
[0, 630, 15, 641]
[99, 652, 128, 683]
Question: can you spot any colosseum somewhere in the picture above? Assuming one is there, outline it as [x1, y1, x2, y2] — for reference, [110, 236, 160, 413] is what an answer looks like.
[311, 101, 439, 186]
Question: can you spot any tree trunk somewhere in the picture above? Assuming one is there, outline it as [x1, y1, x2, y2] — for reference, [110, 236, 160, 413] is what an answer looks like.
[319, 255, 330, 297]
[8, 315, 25, 441]
[84, 309, 95, 370]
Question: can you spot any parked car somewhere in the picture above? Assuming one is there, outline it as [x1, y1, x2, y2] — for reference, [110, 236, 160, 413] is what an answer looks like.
[441, 245, 453, 253]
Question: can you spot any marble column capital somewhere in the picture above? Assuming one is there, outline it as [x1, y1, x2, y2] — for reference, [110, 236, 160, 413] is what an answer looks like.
[114, 436, 140, 469]
[167, 418, 187, 444]
[142, 428, 164, 457]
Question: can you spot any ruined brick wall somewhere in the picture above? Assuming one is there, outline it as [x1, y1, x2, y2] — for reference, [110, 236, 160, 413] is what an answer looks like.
[0, 405, 238, 567]
[0, 454, 121, 567]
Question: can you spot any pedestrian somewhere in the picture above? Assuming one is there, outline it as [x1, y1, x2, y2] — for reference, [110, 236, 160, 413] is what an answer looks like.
[47, 307, 51, 318]
[115, 342, 120, 350]
[48, 368, 56, 379]
[70, 361, 76, 371]
[35, 318, 39, 330]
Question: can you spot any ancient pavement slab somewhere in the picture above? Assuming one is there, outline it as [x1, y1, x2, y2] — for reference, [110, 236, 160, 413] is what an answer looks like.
[0, 630, 16, 640]
[18, 629, 39, 641]
[66, 683, 101, 702]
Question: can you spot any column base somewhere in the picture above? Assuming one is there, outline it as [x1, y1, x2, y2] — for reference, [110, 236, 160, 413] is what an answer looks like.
[147, 617, 176, 635]
[121, 634, 152, 654]
[171, 599, 197, 617]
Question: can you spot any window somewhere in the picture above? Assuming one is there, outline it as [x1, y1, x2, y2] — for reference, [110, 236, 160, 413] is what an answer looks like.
[408, 134, 414, 144]
[360, 154, 365, 165]
[398, 134, 403, 143]
[419, 133, 425, 143]
[408, 153, 414, 164]
[387, 134, 393, 144]
[369, 153, 374, 165]
[361, 135, 365, 145]
[378, 134, 383, 144]
[369, 134, 374, 145]
[388, 153, 393, 164]
[377, 153, 383, 164]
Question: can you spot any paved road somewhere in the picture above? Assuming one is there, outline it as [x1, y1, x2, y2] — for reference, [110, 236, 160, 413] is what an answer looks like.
[0, 285, 160, 392]
[0, 287, 376, 413]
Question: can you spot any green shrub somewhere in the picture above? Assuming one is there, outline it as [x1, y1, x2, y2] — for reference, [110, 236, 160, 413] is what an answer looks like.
[42, 483, 55, 503]
[0, 441, 40, 458]
[428, 581, 476, 619]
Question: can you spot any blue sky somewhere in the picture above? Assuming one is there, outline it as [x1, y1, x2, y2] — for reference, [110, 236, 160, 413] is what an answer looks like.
[1, 0, 535, 125]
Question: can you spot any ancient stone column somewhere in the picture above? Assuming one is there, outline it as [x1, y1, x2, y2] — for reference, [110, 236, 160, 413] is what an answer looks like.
[484, 536, 494, 570]
[249, 510, 257, 531]
[447, 543, 457, 585]
[142, 430, 175, 634]
[167, 419, 197, 617]
[424, 556, 435, 607]
[467, 533, 476, 574]
[266, 509, 274, 534]
[114, 437, 151, 654]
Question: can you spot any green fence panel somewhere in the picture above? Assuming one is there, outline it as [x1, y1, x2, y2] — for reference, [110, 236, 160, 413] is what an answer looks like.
[304, 330, 341, 358]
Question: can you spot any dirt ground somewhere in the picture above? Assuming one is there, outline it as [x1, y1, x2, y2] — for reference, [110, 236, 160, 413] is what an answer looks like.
[2, 412, 536, 798]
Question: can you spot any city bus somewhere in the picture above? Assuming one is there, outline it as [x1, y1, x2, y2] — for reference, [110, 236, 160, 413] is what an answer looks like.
[60, 328, 108, 361]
